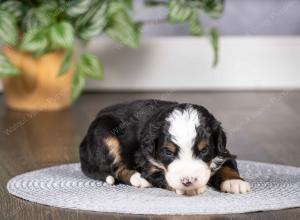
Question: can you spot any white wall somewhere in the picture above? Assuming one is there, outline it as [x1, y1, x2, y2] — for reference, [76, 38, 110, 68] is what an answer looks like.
[1, 37, 299, 91]
[85, 36, 300, 91]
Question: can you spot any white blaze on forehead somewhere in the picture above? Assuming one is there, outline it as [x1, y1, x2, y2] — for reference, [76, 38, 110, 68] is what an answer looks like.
[165, 107, 211, 190]
[166, 106, 200, 160]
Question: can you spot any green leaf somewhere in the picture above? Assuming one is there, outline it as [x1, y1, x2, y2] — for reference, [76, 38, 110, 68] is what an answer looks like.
[204, 0, 225, 18]
[49, 21, 74, 49]
[124, 0, 133, 9]
[0, 1, 23, 19]
[71, 68, 85, 103]
[66, 0, 93, 17]
[189, 16, 203, 36]
[78, 53, 103, 80]
[19, 28, 48, 53]
[71, 52, 103, 102]
[21, 8, 51, 32]
[0, 10, 18, 46]
[75, 1, 107, 27]
[0, 52, 20, 77]
[106, 10, 139, 48]
[209, 27, 219, 67]
[168, 0, 193, 23]
[76, 1, 108, 40]
[39, 2, 58, 11]
[107, 0, 132, 16]
[58, 49, 73, 77]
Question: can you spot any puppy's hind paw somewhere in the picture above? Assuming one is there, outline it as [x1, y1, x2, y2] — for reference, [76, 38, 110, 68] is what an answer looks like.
[220, 179, 251, 194]
[130, 172, 152, 188]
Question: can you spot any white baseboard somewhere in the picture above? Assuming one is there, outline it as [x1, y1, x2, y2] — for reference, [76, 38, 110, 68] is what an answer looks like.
[1, 37, 300, 91]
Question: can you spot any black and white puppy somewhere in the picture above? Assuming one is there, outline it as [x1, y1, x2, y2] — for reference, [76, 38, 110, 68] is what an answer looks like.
[80, 100, 250, 195]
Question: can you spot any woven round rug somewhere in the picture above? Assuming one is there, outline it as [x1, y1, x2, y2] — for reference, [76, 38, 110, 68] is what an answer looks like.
[7, 160, 300, 215]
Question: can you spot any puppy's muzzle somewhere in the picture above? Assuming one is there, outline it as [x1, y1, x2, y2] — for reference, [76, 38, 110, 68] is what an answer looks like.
[181, 177, 197, 187]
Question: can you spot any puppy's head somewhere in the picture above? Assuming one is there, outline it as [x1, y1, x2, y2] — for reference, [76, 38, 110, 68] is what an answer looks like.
[143, 104, 232, 191]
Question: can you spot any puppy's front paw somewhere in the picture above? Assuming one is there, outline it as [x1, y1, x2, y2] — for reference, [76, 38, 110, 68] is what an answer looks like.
[185, 186, 207, 196]
[196, 185, 207, 194]
[175, 186, 207, 196]
[130, 172, 152, 188]
[220, 179, 250, 194]
[175, 189, 185, 195]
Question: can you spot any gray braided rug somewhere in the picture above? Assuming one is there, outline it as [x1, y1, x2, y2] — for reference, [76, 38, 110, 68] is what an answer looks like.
[7, 160, 300, 215]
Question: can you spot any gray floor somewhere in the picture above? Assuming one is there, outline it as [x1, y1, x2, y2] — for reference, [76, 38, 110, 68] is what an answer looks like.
[0, 91, 300, 220]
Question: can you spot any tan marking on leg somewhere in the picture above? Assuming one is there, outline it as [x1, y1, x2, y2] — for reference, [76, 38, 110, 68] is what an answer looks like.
[114, 164, 136, 184]
[216, 165, 241, 182]
[104, 135, 136, 184]
[104, 135, 121, 164]
[104, 135, 149, 186]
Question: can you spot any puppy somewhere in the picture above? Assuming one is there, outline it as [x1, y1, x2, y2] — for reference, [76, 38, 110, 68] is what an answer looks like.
[80, 100, 250, 195]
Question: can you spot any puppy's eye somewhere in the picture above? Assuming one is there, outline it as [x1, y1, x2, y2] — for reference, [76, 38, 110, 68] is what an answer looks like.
[165, 141, 177, 154]
[165, 149, 174, 156]
[200, 147, 209, 154]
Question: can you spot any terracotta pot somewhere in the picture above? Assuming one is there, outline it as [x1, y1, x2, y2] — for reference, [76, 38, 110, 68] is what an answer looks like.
[2, 47, 74, 111]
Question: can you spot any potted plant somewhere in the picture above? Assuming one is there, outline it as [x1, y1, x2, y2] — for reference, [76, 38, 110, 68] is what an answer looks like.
[0, 0, 224, 111]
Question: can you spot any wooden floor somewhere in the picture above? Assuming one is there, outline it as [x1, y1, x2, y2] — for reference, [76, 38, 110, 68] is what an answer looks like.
[1, 91, 300, 220]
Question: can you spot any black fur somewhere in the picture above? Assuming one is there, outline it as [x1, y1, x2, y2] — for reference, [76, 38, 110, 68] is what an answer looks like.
[79, 99, 239, 190]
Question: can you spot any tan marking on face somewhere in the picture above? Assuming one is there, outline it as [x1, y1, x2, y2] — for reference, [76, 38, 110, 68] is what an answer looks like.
[104, 135, 121, 164]
[165, 141, 177, 153]
[197, 139, 208, 151]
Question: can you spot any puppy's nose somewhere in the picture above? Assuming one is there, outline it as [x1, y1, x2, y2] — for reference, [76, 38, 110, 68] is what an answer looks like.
[181, 177, 196, 187]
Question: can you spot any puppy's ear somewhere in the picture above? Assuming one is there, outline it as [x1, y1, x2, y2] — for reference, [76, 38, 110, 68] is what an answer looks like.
[140, 122, 163, 157]
[213, 122, 234, 159]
